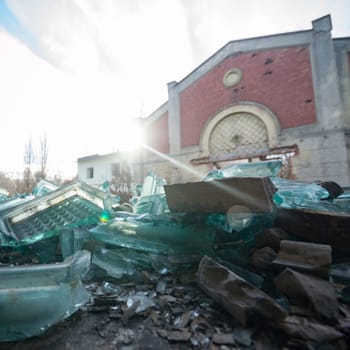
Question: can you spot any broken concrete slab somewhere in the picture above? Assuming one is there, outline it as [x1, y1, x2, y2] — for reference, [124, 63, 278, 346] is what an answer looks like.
[275, 207, 350, 253]
[272, 240, 332, 277]
[197, 256, 287, 326]
[274, 268, 339, 321]
[164, 177, 276, 214]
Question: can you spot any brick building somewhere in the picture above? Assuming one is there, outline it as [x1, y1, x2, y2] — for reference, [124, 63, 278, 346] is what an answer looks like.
[140, 15, 350, 186]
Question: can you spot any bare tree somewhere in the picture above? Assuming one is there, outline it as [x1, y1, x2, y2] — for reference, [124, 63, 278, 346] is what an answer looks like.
[110, 162, 133, 202]
[34, 134, 49, 181]
[23, 137, 34, 169]
[23, 137, 35, 192]
[0, 172, 16, 195]
[39, 134, 48, 179]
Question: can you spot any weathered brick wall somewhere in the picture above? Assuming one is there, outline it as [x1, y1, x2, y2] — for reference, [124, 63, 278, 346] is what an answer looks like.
[144, 112, 169, 154]
[180, 46, 316, 148]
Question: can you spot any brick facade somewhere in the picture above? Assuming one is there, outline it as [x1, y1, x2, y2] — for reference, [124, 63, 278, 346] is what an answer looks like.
[180, 47, 316, 148]
[78, 16, 350, 187]
[144, 112, 169, 154]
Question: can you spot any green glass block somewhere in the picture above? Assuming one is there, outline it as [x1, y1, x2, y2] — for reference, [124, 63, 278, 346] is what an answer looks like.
[0, 250, 91, 341]
[271, 177, 330, 210]
[92, 245, 136, 279]
[133, 194, 169, 215]
[89, 216, 216, 255]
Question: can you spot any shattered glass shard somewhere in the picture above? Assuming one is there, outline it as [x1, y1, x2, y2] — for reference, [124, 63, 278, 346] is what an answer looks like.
[0, 250, 91, 342]
[0, 182, 112, 247]
[89, 216, 216, 255]
[202, 160, 283, 181]
[92, 245, 136, 279]
[271, 177, 330, 209]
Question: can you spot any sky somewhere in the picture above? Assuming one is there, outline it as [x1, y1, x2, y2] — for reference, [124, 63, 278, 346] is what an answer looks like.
[0, 0, 349, 179]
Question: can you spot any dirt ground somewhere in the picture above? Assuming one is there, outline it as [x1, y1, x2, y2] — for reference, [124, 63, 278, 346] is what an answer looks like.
[0, 270, 288, 350]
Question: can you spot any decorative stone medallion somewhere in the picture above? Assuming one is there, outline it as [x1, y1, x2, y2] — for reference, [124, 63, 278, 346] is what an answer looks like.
[223, 68, 242, 87]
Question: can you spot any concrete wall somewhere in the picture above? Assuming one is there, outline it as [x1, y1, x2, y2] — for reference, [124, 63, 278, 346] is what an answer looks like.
[78, 151, 139, 187]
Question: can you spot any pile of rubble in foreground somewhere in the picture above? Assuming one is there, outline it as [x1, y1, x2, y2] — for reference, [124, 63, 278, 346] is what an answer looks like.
[1, 161, 350, 349]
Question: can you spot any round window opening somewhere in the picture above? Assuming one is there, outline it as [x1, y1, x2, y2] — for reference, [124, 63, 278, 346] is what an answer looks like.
[223, 68, 242, 87]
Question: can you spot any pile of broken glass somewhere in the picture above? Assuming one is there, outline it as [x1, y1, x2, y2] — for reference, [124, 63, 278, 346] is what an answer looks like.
[1, 162, 350, 345]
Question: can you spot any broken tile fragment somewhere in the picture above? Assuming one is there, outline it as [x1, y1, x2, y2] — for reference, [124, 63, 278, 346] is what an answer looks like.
[272, 240, 332, 277]
[277, 316, 344, 343]
[251, 246, 277, 270]
[274, 268, 339, 321]
[254, 227, 289, 251]
[174, 310, 192, 329]
[232, 328, 253, 347]
[166, 330, 192, 342]
[197, 256, 287, 326]
[212, 332, 235, 345]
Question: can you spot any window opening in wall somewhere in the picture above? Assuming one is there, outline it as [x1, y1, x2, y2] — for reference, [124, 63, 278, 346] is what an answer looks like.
[87, 167, 94, 179]
[111, 163, 120, 177]
[208, 113, 269, 156]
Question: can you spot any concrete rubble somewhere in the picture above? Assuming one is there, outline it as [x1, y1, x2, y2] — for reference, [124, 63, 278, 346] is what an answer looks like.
[0, 160, 350, 349]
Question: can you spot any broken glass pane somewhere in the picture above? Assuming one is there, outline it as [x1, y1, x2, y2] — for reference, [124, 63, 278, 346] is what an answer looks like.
[202, 160, 283, 181]
[0, 182, 111, 247]
[126, 291, 156, 313]
[330, 262, 350, 284]
[59, 228, 90, 259]
[0, 250, 91, 341]
[32, 179, 59, 197]
[89, 215, 216, 255]
[271, 177, 330, 209]
[140, 171, 166, 196]
[92, 245, 136, 279]
[133, 193, 169, 215]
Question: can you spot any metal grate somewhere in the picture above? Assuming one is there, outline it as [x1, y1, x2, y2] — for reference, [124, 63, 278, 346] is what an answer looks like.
[209, 113, 269, 156]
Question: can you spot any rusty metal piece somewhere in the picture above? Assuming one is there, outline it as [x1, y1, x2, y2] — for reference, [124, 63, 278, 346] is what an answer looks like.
[190, 144, 299, 165]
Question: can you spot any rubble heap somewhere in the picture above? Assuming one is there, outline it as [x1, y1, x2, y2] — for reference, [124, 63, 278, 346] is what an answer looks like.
[1, 161, 350, 349]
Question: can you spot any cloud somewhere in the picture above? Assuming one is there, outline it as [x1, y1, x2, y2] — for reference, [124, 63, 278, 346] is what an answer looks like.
[1, 0, 349, 177]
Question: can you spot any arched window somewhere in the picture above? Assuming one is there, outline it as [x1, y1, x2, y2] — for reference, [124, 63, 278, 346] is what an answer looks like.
[201, 102, 280, 156]
[209, 112, 269, 156]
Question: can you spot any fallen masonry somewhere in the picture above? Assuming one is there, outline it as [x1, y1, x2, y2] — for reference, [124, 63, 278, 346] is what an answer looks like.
[0, 161, 350, 349]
